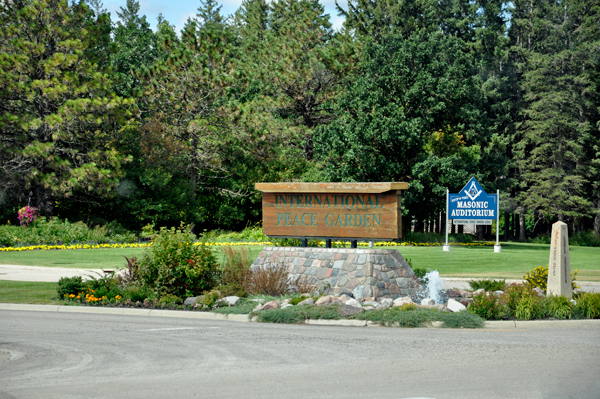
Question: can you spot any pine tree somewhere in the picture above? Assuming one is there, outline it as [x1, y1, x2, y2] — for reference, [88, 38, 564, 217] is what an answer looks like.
[511, 0, 599, 223]
[0, 0, 132, 216]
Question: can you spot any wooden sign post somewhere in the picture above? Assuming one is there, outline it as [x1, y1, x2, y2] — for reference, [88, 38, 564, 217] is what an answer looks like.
[255, 182, 408, 240]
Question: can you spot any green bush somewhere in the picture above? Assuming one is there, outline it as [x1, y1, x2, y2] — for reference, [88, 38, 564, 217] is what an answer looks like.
[574, 292, 600, 319]
[440, 311, 485, 328]
[139, 225, 220, 298]
[515, 295, 546, 320]
[85, 272, 122, 300]
[121, 285, 154, 302]
[0, 217, 137, 247]
[524, 265, 580, 292]
[200, 290, 223, 308]
[158, 294, 183, 305]
[545, 295, 574, 319]
[504, 284, 537, 318]
[469, 293, 505, 320]
[57, 276, 86, 298]
[256, 304, 342, 324]
[468, 279, 506, 292]
[570, 231, 600, 247]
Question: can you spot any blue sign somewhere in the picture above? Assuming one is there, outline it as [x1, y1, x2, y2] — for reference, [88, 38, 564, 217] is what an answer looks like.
[448, 178, 497, 220]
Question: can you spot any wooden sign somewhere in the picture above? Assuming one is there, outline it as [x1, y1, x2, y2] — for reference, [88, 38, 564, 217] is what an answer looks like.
[255, 182, 408, 240]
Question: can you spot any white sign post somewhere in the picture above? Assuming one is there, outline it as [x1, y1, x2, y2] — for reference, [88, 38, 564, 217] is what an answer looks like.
[494, 189, 501, 253]
[443, 188, 450, 251]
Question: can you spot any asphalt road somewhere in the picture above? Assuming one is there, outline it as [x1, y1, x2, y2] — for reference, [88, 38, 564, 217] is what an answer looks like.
[1, 310, 599, 399]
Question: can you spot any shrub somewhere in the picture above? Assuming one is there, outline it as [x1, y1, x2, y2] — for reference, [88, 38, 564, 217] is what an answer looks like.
[515, 295, 546, 320]
[121, 285, 154, 302]
[219, 246, 252, 297]
[468, 279, 506, 292]
[0, 216, 137, 247]
[545, 295, 574, 319]
[504, 284, 537, 318]
[523, 265, 579, 292]
[85, 272, 122, 300]
[158, 294, 182, 305]
[440, 311, 485, 328]
[57, 276, 86, 298]
[469, 293, 505, 320]
[256, 305, 342, 324]
[570, 231, 600, 247]
[139, 225, 220, 298]
[246, 264, 289, 296]
[200, 290, 223, 308]
[354, 308, 439, 328]
[574, 292, 600, 319]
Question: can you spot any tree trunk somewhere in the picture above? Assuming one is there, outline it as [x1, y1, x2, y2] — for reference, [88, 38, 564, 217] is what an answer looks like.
[594, 200, 600, 234]
[504, 211, 510, 241]
[518, 210, 526, 242]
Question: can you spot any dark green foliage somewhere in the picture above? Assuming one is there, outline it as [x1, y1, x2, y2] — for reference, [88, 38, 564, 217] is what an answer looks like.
[504, 284, 538, 318]
[515, 295, 546, 320]
[57, 276, 86, 298]
[139, 226, 220, 297]
[158, 294, 183, 305]
[468, 279, 506, 292]
[211, 299, 257, 315]
[469, 293, 505, 320]
[85, 272, 122, 300]
[570, 232, 600, 248]
[0, 218, 137, 247]
[256, 304, 342, 323]
[121, 285, 154, 302]
[545, 295, 574, 320]
[353, 308, 438, 327]
[439, 311, 485, 329]
[574, 292, 600, 319]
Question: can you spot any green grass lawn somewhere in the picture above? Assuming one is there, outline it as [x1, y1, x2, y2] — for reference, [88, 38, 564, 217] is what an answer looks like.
[0, 281, 61, 304]
[0, 242, 598, 280]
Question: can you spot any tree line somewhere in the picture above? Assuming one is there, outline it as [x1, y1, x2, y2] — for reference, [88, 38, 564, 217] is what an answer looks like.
[0, 0, 598, 238]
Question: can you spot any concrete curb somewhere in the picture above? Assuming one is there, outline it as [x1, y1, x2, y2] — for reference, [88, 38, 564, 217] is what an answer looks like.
[2, 303, 600, 329]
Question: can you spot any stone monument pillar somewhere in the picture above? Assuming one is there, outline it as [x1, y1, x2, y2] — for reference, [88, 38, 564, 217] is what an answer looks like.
[547, 221, 572, 298]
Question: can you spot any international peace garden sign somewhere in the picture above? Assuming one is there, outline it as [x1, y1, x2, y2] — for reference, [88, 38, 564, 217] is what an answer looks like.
[255, 183, 408, 239]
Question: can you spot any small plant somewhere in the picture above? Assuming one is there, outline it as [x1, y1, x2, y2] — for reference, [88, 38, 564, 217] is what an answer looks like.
[121, 285, 154, 302]
[200, 290, 223, 308]
[158, 294, 182, 305]
[515, 295, 546, 320]
[545, 295, 574, 319]
[469, 292, 505, 320]
[504, 284, 537, 318]
[57, 276, 86, 298]
[574, 292, 600, 319]
[396, 303, 417, 311]
[468, 279, 506, 292]
[246, 264, 289, 296]
[120, 256, 142, 286]
[524, 265, 579, 292]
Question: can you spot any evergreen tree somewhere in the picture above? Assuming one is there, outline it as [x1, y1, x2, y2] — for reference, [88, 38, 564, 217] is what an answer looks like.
[0, 0, 132, 216]
[511, 0, 600, 224]
[112, 0, 159, 97]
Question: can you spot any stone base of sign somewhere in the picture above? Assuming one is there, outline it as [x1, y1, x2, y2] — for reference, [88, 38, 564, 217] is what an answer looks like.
[547, 221, 572, 298]
[251, 247, 421, 299]
[443, 244, 450, 252]
[494, 245, 502, 253]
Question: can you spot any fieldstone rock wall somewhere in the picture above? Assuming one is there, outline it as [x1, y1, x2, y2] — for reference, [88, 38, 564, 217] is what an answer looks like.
[251, 247, 421, 299]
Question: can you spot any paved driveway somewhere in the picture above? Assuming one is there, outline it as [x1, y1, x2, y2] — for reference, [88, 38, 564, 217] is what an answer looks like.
[1, 310, 599, 399]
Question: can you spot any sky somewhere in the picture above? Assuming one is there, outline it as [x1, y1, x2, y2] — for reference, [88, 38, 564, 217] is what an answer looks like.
[102, 0, 348, 32]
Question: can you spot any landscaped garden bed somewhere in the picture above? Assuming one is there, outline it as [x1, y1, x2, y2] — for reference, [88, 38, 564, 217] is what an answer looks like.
[49, 224, 600, 328]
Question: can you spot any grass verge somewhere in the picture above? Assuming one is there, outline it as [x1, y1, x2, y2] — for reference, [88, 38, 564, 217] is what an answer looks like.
[0, 280, 60, 304]
[0, 242, 598, 281]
